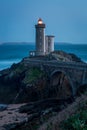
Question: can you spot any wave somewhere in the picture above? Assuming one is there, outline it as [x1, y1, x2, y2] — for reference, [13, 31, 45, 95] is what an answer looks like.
[0, 59, 21, 70]
[0, 44, 87, 70]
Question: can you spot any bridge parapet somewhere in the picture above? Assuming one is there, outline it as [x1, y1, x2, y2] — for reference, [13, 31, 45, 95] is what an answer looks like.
[23, 58, 87, 70]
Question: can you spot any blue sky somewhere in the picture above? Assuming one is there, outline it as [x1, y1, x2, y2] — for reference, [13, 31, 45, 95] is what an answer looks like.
[0, 0, 87, 44]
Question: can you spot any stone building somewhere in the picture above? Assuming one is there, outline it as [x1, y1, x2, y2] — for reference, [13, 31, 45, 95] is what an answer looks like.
[30, 18, 54, 57]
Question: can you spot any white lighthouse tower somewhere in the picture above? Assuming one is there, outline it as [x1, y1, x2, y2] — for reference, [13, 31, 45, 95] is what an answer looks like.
[35, 18, 46, 56]
[45, 35, 54, 54]
[29, 18, 55, 57]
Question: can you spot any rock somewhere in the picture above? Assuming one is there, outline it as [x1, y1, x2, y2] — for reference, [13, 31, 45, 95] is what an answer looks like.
[19, 98, 71, 114]
[0, 50, 86, 130]
[0, 104, 7, 111]
[51, 50, 83, 63]
[0, 104, 28, 130]
[0, 51, 85, 104]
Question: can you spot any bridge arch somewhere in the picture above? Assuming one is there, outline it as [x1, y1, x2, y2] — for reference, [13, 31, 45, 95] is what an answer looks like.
[50, 70, 74, 98]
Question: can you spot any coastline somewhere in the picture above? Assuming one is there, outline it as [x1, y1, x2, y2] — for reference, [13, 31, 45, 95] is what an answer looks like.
[0, 43, 87, 71]
[0, 50, 87, 130]
[0, 59, 21, 71]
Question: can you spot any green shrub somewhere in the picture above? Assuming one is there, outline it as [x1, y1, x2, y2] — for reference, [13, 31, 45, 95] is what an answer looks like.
[23, 67, 44, 84]
[61, 110, 87, 130]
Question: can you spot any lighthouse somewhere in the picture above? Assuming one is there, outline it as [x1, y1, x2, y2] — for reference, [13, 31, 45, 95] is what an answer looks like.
[35, 18, 46, 56]
[29, 18, 55, 57]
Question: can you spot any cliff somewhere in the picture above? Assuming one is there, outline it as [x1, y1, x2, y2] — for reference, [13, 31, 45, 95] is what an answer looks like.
[0, 51, 84, 104]
[0, 51, 86, 130]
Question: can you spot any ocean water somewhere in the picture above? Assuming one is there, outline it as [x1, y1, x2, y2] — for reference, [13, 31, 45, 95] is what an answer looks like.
[0, 43, 87, 70]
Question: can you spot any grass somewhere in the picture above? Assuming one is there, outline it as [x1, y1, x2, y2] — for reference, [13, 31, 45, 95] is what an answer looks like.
[23, 67, 44, 84]
[61, 101, 87, 130]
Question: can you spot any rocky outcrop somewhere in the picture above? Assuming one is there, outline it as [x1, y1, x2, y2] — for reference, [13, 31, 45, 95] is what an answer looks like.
[0, 50, 86, 130]
[0, 63, 47, 103]
[0, 97, 74, 130]
[51, 51, 83, 62]
[0, 51, 84, 104]
[0, 104, 27, 130]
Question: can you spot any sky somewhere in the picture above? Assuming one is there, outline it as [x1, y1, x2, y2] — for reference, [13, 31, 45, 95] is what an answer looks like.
[0, 0, 87, 44]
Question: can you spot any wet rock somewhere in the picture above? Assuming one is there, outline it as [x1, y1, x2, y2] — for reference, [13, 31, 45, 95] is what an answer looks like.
[0, 104, 7, 111]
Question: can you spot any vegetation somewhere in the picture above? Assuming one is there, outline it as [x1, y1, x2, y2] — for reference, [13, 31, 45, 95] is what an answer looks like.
[61, 100, 87, 130]
[46, 122, 53, 130]
[11, 63, 26, 73]
[23, 67, 44, 84]
[77, 85, 87, 96]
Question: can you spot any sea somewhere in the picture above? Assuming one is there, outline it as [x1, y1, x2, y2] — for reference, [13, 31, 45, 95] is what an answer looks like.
[0, 43, 87, 71]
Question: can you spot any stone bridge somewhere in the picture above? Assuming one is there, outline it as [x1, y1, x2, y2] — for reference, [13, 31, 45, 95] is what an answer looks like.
[23, 58, 87, 97]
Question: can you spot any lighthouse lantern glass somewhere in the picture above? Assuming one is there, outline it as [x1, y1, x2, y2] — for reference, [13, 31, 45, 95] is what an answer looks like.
[38, 19, 43, 24]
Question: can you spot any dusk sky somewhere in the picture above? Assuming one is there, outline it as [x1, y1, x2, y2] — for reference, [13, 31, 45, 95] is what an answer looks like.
[0, 0, 87, 44]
